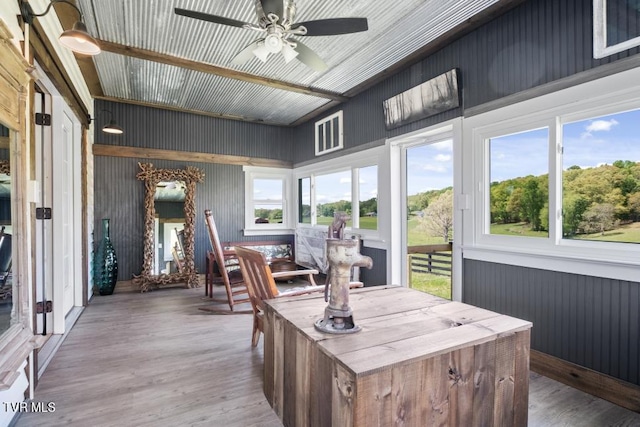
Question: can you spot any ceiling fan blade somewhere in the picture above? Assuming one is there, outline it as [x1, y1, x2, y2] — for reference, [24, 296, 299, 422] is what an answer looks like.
[293, 40, 328, 72]
[230, 39, 262, 65]
[174, 8, 252, 29]
[292, 18, 368, 36]
[260, 0, 284, 20]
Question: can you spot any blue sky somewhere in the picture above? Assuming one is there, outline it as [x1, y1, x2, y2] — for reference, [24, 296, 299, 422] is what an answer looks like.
[314, 166, 378, 204]
[406, 139, 453, 195]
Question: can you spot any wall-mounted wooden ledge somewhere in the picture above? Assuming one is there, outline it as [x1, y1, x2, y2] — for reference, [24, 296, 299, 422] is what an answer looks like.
[0, 328, 34, 391]
[93, 144, 292, 169]
[530, 349, 640, 413]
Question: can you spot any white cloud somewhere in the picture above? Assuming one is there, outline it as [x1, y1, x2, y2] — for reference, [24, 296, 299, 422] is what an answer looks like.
[339, 177, 351, 184]
[432, 140, 453, 151]
[434, 154, 451, 162]
[586, 119, 619, 132]
[423, 164, 446, 172]
[582, 119, 619, 139]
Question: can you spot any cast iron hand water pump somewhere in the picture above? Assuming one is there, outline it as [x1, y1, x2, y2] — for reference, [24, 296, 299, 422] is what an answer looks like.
[315, 212, 372, 334]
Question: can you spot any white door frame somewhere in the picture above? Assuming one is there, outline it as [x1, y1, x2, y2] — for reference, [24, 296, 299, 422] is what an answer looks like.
[386, 118, 463, 301]
[34, 63, 83, 334]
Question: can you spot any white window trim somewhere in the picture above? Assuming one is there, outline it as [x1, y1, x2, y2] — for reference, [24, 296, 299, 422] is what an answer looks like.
[315, 110, 344, 156]
[294, 146, 385, 247]
[243, 166, 293, 236]
[593, 0, 640, 58]
[463, 66, 640, 282]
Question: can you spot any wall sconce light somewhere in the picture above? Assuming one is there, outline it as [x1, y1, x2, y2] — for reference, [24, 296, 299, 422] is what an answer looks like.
[20, 0, 101, 56]
[89, 110, 124, 135]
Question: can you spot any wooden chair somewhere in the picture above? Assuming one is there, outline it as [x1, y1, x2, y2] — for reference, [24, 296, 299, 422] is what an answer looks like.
[201, 209, 250, 313]
[171, 242, 184, 273]
[234, 246, 324, 347]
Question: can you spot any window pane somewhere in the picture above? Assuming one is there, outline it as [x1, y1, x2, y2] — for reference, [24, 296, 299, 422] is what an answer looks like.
[489, 128, 549, 238]
[253, 178, 283, 224]
[316, 170, 352, 227]
[562, 109, 640, 243]
[358, 165, 377, 230]
[606, 0, 640, 47]
[298, 177, 311, 224]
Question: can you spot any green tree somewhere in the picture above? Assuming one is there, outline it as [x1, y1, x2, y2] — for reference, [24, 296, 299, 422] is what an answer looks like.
[268, 209, 283, 222]
[580, 203, 618, 235]
[418, 190, 453, 242]
[562, 195, 590, 236]
[490, 182, 510, 223]
[520, 177, 545, 231]
[629, 192, 640, 221]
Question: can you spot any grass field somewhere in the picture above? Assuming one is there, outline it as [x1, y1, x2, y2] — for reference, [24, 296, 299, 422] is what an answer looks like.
[490, 221, 640, 242]
[317, 215, 378, 230]
[406, 217, 452, 299]
[409, 272, 451, 299]
[570, 221, 640, 243]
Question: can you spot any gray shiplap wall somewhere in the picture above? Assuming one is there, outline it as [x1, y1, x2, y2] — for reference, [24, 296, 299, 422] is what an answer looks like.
[95, 100, 294, 161]
[94, 150, 292, 281]
[463, 259, 640, 386]
[293, 0, 640, 164]
[94, 99, 297, 281]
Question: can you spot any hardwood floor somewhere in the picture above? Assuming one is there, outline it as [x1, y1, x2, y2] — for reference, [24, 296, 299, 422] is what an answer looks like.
[15, 287, 640, 427]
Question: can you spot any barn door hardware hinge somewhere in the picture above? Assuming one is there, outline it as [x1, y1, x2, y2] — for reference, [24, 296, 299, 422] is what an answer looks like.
[35, 113, 51, 126]
[35, 207, 52, 219]
[35, 301, 53, 314]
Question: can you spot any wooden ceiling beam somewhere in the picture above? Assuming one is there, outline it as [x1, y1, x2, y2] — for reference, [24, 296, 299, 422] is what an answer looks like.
[93, 144, 292, 169]
[96, 39, 348, 103]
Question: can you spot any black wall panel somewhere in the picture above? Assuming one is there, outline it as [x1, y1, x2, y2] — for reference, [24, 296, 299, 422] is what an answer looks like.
[463, 259, 640, 386]
[360, 246, 387, 286]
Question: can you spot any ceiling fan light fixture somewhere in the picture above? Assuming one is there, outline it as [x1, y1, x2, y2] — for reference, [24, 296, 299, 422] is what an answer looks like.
[281, 43, 299, 63]
[252, 43, 271, 62]
[59, 21, 101, 55]
[264, 33, 283, 53]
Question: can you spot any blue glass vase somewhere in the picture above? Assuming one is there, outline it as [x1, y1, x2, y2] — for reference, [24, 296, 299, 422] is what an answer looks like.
[94, 218, 118, 295]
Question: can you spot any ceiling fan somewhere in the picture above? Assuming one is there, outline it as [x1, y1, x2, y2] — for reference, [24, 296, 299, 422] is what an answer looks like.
[174, 0, 368, 72]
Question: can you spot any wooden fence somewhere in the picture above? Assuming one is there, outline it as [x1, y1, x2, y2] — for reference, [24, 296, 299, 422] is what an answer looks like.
[408, 243, 453, 279]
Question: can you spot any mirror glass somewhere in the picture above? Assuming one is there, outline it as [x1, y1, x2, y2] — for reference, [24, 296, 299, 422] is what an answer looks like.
[153, 181, 185, 275]
[0, 124, 12, 336]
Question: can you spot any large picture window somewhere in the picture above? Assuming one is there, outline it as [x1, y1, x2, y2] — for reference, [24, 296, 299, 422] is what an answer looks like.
[481, 112, 640, 246]
[470, 69, 640, 281]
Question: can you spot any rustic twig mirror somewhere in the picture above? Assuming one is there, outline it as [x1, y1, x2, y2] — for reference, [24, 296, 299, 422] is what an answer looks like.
[133, 162, 204, 292]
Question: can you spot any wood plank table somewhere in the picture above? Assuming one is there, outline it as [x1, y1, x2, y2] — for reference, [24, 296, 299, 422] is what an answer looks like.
[263, 285, 532, 427]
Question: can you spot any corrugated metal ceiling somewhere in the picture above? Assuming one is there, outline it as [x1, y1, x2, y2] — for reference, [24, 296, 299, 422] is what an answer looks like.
[77, 0, 506, 125]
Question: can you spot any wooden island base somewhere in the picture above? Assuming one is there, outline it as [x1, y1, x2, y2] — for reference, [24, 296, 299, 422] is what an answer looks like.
[263, 285, 532, 427]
